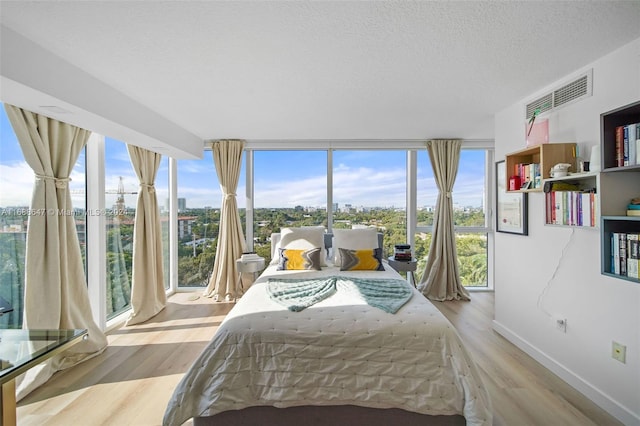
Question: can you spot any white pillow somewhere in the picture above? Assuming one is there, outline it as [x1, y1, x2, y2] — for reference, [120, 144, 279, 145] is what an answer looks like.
[332, 228, 379, 267]
[270, 227, 327, 266]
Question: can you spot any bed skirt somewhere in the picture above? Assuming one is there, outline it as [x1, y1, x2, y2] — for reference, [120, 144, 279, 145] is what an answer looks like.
[193, 405, 466, 426]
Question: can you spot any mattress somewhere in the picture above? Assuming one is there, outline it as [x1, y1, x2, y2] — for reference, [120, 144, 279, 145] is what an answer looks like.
[163, 265, 492, 426]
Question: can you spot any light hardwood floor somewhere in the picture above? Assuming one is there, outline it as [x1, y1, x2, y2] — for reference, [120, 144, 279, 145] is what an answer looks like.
[17, 292, 621, 426]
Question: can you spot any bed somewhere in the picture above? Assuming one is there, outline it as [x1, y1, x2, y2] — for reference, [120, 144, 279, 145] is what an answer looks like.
[163, 228, 492, 426]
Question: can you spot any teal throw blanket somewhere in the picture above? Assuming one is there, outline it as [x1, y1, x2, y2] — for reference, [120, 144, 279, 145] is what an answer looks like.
[266, 276, 413, 314]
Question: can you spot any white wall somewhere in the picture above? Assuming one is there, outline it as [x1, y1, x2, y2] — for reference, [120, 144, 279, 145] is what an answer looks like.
[494, 38, 640, 425]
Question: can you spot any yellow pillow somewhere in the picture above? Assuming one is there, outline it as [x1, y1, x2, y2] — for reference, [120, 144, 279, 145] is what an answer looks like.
[277, 247, 322, 271]
[339, 248, 384, 271]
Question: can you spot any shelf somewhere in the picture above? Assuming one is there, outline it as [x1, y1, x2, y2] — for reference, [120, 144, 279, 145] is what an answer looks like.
[602, 215, 640, 222]
[543, 171, 599, 183]
[602, 164, 640, 173]
[601, 216, 640, 282]
[505, 143, 577, 192]
[599, 101, 640, 283]
[544, 176, 598, 227]
[601, 100, 640, 170]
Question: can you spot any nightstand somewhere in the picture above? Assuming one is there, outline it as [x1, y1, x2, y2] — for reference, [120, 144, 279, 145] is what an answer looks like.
[387, 256, 418, 287]
[236, 256, 266, 294]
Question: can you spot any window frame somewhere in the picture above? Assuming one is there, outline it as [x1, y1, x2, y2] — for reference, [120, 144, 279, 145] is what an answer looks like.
[244, 140, 494, 289]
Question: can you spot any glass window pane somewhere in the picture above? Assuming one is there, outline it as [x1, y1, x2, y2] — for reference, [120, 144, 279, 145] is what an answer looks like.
[417, 151, 436, 227]
[177, 151, 244, 287]
[413, 232, 488, 287]
[0, 106, 29, 328]
[72, 148, 86, 273]
[333, 150, 406, 259]
[156, 158, 169, 290]
[453, 150, 486, 227]
[253, 151, 327, 263]
[417, 149, 487, 228]
[456, 233, 488, 287]
[105, 139, 136, 319]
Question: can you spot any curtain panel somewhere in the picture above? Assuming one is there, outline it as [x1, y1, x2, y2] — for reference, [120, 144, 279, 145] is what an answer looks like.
[125, 145, 166, 326]
[4, 104, 107, 400]
[418, 139, 470, 302]
[204, 140, 246, 301]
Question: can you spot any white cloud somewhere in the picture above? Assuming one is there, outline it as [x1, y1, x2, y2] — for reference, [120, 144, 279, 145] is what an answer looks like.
[0, 161, 35, 206]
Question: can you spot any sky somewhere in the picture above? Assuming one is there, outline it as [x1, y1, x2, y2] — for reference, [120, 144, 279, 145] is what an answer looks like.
[0, 105, 486, 210]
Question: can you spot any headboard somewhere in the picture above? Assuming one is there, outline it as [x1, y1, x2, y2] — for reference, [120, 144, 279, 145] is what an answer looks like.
[270, 232, 383, 260]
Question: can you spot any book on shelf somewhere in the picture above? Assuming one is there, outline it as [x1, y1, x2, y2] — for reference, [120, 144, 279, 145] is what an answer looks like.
[514, 162, 541, 189]
[620, 233, 627, 276]
[612, 232, 620, 275]
[616, 126, 624, 167]
[610, 232, 640, 279]
[614, 123, 640, 167]
[628, 203, 640, 217]
[628, 234, 639, 280]
[628, 123, 638, 166]
[545, 189, 597, 227]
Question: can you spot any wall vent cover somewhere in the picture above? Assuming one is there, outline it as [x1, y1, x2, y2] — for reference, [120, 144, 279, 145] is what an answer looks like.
[525, 69, 592, 119]
[526, 94, 553, 120]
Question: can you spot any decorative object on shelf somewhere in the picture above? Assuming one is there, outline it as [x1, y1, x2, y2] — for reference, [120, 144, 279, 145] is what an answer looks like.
[628, 197, 640, 217]
[496, 160, 528, 235]
[508, 175, 521, 191]
[526, 108, 549, 147]
[549, 163, 572, 178]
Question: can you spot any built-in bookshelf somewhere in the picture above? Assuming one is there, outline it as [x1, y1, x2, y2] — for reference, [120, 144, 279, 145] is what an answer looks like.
[601, 100, 640, 170]
[602, 219, 640, 282]
[600, 101, 640, 283]
[505, 143, 577, 192]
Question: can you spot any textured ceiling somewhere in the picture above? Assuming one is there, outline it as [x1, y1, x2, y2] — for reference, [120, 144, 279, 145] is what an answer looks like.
[1, 1, 640, 150]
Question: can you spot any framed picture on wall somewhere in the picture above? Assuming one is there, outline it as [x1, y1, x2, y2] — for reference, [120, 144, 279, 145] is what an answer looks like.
[496, 160, 528, 235]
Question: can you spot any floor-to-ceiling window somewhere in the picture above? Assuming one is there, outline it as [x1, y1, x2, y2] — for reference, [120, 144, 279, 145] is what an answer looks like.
[176, 150, 246, 287]
[415, 148, 491, 287]
[332, 150, 407, 259]
[104, 139, 136, 319]
[0, 106, 29, 328]
[253, 150, 327, 263]
[156, 158, 170, 290]
[103, 139, 171, 319]
[0, 104, 87, 327]
[244, 143, 491, 288]
[2, 123, 493, 331]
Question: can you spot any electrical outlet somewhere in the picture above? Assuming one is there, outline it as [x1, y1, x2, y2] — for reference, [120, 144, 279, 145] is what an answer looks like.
[612, 341, 626, 363]
[556, 318, 567, 333]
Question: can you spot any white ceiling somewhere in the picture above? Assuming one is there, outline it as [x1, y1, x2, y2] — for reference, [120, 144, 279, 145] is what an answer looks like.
[1, 1, 640, 158]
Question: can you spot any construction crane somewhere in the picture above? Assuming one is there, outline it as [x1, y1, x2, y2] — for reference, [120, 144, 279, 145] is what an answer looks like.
[106, 176, 137, 221]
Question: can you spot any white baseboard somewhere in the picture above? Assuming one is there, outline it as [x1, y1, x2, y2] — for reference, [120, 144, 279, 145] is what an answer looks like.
[492, 320, 639, 426]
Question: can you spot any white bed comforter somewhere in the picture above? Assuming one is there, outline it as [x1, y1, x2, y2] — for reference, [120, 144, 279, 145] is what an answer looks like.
[163, 265, 492, 426]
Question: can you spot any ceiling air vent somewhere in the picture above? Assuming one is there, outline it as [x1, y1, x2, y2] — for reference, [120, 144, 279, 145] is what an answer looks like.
[525, 69, 592, 119]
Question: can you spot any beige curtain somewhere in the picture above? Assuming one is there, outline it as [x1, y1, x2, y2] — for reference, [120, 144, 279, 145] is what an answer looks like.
[125, 145, 166, 326]
[4, 104, 107, 399]
[418, 139, 470, 301]
[204, 140, 246, 301]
